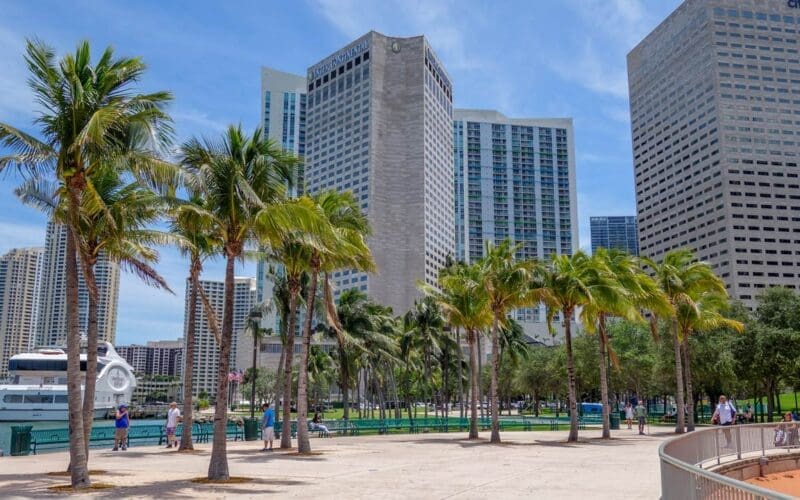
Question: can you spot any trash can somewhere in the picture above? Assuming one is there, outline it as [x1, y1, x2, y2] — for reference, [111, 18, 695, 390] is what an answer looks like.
[610, 413, 620, 430]
[10, 425, 32, 456]
[243, 418, 259, 441]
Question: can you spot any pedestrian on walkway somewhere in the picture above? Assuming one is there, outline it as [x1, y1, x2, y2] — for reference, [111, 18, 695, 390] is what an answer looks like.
[624, 402, 634, 430]
[635, 400, 647, 435]
[113, 404, 130, 451]
[712, 395, 737, 447]
[165, 401, 181, 449]
[261, 402, 275, 452]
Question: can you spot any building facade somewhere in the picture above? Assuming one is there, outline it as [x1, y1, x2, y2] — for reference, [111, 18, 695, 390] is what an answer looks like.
[304, 31, 455, 316]
[453, 110, 578, 336]
[628, 0, 800, 306]
[0, 248, 43, 378]
[117, 339, 183, 378]
[590, 216, 639, 255]
[256, 67, 308, 338]
[184, 277, 256, 398]
[36, 222, 120, 346]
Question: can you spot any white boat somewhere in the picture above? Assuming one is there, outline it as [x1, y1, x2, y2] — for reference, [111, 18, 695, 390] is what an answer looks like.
[0, 342, 136, 421]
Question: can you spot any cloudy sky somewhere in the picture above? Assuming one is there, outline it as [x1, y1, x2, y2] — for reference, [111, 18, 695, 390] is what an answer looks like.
[0, 0, 683, 344]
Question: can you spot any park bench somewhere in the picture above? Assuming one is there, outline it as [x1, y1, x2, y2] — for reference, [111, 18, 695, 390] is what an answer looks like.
[274, 420, 297, 439]
[32, 424, 164, 454]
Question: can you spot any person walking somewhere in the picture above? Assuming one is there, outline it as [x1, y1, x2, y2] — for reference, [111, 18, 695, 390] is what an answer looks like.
[712, 395, 737, 447]
[624, 402, 634, 430]
[261, 402, 275, 452]
[113, 404, 130, 451]
[635, 400, 647, 435]
[165, 401, 181, 449]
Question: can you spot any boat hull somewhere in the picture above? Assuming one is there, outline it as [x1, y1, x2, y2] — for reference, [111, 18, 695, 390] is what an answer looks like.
[0, 406, 110, 421]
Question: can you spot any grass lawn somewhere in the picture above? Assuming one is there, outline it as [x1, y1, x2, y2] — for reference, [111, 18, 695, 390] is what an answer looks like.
[738, 391, 800, 414]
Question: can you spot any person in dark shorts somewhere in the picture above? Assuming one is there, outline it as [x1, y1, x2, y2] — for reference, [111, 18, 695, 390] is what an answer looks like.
[635, 400, 647, 435]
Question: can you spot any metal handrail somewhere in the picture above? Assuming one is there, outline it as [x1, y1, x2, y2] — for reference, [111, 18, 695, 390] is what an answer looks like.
[659, 423, 799, 499]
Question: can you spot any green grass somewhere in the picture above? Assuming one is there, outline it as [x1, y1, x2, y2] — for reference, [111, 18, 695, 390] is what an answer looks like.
[737, 391, 800, 414]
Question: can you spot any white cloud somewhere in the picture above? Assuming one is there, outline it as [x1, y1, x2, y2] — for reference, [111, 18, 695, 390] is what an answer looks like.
[172, 108, 227, 134]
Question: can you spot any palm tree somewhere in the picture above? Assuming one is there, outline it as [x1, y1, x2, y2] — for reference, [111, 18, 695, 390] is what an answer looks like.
[478, 240, 538, 443]
[582, 249, 668, 438]
[296, 190, 374, 454]
[675, 290, 743, 430]
[328, 288, 372, 420]
[180, 125, 320, 480]
[0, 40, 172, 488]
[543, 251, 611, 442]
[643, 249, 729, 433]
[169, 192, 220, 451]
[423, 263, 492, 439]
[405, 296, 445, 419]
[261, 238, 312, 449]
[19, 168, 173, 461]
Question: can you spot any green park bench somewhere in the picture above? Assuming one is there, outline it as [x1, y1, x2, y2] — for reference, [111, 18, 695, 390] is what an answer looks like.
[32, 424, 164, 454]
[274, 420, 297, 439]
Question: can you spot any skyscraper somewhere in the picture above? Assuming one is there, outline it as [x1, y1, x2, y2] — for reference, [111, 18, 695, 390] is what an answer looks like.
[0, 247, 42, 377]
[453, 109, 577, 335]
[628, 0, 800, 306]
[184, 277, 255, 398]
[590, 216, 639, 256]
[117, 339, 183, 377]
[304, 31, 455, 315]
[256, 67, 308, 336]
[37, 222, 120, 346]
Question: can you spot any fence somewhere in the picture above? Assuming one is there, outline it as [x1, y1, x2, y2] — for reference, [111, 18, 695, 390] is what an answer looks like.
[659, 422, 800, 499]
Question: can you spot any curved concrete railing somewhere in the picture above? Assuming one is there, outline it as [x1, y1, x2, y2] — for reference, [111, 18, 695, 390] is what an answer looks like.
[659, 422, 800, 499]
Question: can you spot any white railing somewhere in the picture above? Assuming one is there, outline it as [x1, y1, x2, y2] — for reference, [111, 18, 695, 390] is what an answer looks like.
[659, 423, 800, 499]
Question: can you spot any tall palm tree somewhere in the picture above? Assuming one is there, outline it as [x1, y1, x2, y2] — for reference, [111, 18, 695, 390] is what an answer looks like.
[0, 40, 172, 488]
[180, 125, 322, 480]
[328, 288, 372, 420]
[675, 290, 743, 429]
[169, 192, 220, 451]
[19, 168, 173, 461]
[261, 238, 311, 449]
[642, 249, 728, 433]
[405, 296, 445, 419]
[543, 251, 611, 442]
[478, 240, 538, 443]
[423, 263, 492, 439]
[582, 249, 669, 438]
[296, 190, 374, 454]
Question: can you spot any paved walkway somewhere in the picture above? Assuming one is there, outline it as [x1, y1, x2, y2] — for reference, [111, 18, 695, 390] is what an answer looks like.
[0, 428, 671, 498]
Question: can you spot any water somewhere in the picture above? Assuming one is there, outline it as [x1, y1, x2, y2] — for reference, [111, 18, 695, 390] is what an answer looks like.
[0, 417, 164, 455]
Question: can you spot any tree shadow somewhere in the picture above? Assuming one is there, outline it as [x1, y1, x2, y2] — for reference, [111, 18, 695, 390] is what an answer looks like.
[406, 437, 488, 448]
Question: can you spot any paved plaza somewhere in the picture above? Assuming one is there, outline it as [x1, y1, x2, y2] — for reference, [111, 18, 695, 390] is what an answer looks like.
[0, 428, 670, 498]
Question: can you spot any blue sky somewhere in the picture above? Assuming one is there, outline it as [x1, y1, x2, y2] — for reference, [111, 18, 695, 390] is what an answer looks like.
[0, 0, 682, 344]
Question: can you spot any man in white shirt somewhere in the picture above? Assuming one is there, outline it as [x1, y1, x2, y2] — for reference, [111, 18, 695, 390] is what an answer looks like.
[165, 401, 181, 449]
[713, 395, 737, 447]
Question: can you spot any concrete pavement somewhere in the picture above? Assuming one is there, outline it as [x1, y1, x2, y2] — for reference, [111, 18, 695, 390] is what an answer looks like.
[0, 428, 671, 498]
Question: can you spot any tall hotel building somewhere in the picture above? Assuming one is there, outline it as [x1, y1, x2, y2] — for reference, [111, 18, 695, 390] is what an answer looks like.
[590, 216, 640, 256]
[628, 0, 800, 306]
[453, 110, 577, 332]
[184, 277, 255, 398]
[0, 248, 42, 377]
[304, 31, 455, 315]
[37, 222, 119, 346]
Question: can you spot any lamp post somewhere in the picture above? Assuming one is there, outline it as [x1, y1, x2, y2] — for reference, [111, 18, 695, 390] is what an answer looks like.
[248, 309, 263, 419]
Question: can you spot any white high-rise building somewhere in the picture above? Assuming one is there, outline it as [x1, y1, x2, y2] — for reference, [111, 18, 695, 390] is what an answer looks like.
[184, 277, 255, 399]
[36, 222, 120, 346]
[453, 110, 578, 343]
[0, 247, 43, 377]
[305, 31, 455, 315]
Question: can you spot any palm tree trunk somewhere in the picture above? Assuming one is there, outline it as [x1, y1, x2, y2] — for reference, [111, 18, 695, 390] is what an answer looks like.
[275, 340, 285, 411]
[207, 253, 235, 481]
[671, 318, 686, 434]
[681, 337, 695, 432]
[468, 329, 479, 439]
[477, 335, 484, 420]
[456, 327, 464, 419]
[65, 196, 90, 489]
[424, 348, 430, 419]
[81, 260, 99, 461]
[340, 348, 350, 421]
[296, 265, 319, 454]
[490, 315, 501, 443]
[597, 314, 611, 439]
[281, 281, 299, 449]
[179, 262, 200, 451]
[564, 308, 579, 442]
[389, 370, 400, 419]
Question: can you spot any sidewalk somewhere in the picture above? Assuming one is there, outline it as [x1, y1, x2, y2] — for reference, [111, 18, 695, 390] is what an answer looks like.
[0, 428, 670, 499]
